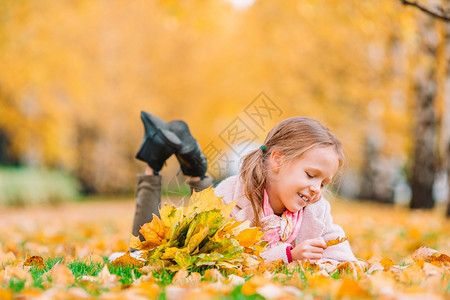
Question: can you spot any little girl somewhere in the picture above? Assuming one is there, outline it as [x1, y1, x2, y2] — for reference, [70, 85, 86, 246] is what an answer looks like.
[125, 111, 356, 264]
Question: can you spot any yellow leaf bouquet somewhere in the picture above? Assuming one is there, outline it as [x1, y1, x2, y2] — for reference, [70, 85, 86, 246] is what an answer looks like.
[129, 187, 267, 272]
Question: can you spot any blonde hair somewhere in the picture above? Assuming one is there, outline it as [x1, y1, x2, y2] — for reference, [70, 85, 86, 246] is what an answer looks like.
[240, 117, 344, 226]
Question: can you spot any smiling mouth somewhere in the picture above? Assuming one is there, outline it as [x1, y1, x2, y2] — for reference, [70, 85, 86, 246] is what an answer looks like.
[298, 193, 310, 203]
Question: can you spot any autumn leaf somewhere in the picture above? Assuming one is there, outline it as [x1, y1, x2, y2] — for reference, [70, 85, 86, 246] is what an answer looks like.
[203, 268, 224, 282]
[186, 224, 210, 253]
[336, 278, 371, 299]
[129, 234, 143, 250]
[379, 257, 395, 271]
[97, 265, 121, 288]
[174, 251, 197, 268]
[241, 276, 272, 296]
[215, 219, 246, 239]
[326, 237, 348, 247]
[168, 213, 197, 247]
[160, 205, 183, 228]
[45, 263, 75, 286]
[412, 247, 450, 267]
[133, 281, 160, 298]
[110, 251, 144, 267]
[184, 187, 236, 219]
[412, 246, 438, 261]
[161, 247, 187, 260]
[24, 254, 45, 270]
[0, 289, 13, 300]
[172, 267, 189, 285]
[184, 211, 220, 248]
[234, 228, 264, 248]
[81, 265, 120, 289]
[139, 214, 167, 248]
[4, 265, 32, 282]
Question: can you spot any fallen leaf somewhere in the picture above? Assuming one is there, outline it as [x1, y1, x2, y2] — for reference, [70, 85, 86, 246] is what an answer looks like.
[337, 278, 371, 299]
[241, 276, 272, 296]
[256, 283, 291, 300]
[24, 254, 45, 270]
[204, 269, 224, 282]
[412, 247, 438, 262]
[46, 264, 75, 286]
[97, 265, 121, 288]
[4, 265, 32, 282]
[110, 251, 144, 267]
[172, 267, 189, 285]
[326, 237, 348, 247]
[0, 289, 13, 300]
[133, 281, 160, 298]
[379, 257, 395, 271]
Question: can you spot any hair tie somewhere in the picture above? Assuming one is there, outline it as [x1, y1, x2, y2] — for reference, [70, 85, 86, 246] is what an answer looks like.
[259, 145, 267, 153]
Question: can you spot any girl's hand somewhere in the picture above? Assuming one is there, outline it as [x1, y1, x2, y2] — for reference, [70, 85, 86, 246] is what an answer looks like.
[291, 237, 327, 263]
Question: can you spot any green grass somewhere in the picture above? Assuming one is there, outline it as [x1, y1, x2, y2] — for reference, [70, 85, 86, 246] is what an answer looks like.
[331, 270, 341, 279]
[8, 279, 25, 293]
[67, 260, 103, 278]
[151, 268, 175, 286]
[109, 265, 143, 285]
[0, 166, 80, 206]
[1, 257, 147, 294]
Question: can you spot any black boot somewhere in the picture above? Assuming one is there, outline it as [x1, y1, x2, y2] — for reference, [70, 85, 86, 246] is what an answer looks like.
[135, 111, 182, 172]
[167, 120, 207, 178]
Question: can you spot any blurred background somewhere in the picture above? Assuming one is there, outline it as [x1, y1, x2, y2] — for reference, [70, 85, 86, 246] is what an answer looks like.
[0, 0, 449, 216]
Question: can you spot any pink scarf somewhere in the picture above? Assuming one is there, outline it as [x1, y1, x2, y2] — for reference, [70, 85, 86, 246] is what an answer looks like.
[261, 189, 303, 245]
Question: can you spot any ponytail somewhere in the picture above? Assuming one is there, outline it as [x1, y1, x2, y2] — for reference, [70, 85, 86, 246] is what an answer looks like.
[240, 147, 267, 226]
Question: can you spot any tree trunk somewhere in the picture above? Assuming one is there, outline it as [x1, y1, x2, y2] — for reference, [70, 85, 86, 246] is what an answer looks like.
[359, 135, 395, 204]
[410, 80, 437, 209]
[359, 136, 376, 201]
[409, 17, 438, 210]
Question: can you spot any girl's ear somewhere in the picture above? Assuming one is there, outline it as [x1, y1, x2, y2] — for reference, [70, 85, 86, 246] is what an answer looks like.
[269, 150, 283, 173]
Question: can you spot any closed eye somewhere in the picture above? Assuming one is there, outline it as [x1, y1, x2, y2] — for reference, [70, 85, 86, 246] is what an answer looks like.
[306, 172, 313, 179]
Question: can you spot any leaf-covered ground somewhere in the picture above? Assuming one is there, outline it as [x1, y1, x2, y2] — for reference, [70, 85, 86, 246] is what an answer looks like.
[0, 197, 449, 299]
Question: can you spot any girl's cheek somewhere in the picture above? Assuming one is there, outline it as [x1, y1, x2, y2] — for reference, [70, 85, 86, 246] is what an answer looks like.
[312, 193, 321, 203]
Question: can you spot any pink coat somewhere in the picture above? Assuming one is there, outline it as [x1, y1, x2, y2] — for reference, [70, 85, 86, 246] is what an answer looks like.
[214, 175, 357, 264]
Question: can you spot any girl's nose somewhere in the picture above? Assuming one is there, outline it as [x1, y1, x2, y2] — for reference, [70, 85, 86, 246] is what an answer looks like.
[310, 184, 320, 195]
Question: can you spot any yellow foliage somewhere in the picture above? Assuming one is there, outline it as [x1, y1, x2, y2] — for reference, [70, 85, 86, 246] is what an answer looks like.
[110, 251, 144, 268]
[0, 0, 423, 193]
[184, 187, 236, 219]
[131, 188, 266, 272]
[139, 215, 167, 246]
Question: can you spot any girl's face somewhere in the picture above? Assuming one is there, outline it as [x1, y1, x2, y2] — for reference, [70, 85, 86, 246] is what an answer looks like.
[266, 146, 340, 215]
